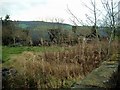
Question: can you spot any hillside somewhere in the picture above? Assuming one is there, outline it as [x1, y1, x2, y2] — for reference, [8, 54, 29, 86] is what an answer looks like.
[16, 21, 72, 31]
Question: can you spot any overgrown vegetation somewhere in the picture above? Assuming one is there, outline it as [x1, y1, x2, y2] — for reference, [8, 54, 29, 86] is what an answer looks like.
[2, 46, 64, 63]
[1, 0, 120, 88]
[2, 40, 119, 88]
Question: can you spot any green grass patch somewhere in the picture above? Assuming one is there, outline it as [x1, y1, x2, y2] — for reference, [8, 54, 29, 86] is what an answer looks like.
[2, 46, 64, 63]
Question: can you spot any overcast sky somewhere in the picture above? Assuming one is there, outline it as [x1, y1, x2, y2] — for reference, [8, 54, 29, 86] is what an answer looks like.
[0, 0, 119, 25]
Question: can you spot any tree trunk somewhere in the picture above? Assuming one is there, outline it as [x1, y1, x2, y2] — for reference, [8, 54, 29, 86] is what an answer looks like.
[13, 37, 16, 45]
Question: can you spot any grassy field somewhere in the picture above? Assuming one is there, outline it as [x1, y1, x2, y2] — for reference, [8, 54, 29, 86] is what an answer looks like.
[2, 40, 119, 88]
[2, 46, 65, 63]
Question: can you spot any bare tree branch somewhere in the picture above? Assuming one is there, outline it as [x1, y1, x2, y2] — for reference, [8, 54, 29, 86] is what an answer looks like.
[67, 5, 85, 25]
[114, 10, 120, 16]
[69, 18, 78, 26]
[81, 2, 94, 12]
[85, 14, 94, 24]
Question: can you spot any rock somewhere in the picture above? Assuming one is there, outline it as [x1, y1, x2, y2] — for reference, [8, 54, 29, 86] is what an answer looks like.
[2, 67, 17, 78]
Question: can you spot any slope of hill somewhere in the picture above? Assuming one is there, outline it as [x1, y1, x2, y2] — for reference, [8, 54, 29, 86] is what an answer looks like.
[16, 21, 72, 31]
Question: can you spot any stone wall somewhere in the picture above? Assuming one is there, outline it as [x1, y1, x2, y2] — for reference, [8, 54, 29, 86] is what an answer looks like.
[72, 53, 120, 89]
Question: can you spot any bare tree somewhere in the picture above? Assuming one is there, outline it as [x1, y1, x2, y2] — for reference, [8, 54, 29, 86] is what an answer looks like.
[101, 0, 120, 56]
[101, 0, 119, 40]
[67, 0, 109, 62]
[67, 0, 102, 39]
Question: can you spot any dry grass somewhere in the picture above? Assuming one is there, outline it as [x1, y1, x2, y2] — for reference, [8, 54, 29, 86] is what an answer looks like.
[3, 40, 119, 88]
